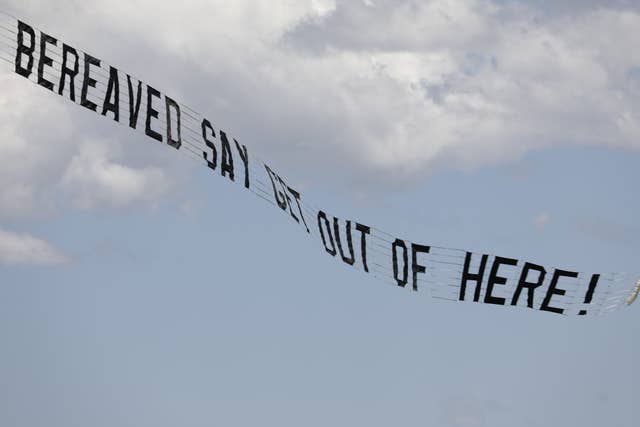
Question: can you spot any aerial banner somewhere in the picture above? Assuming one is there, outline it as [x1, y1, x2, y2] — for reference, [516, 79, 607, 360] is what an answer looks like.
[1, 12, 638, 316]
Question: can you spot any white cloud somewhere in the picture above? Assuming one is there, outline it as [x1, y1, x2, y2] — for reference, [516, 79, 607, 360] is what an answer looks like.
[61, 141, 170, 209]
[278, 1, 640, 177]
[1, 0, 639, 196]
[0, 227, 69, 265]
[311, 0, 337, 17]
[0, 72, 180, 218]
[0, 74, 74, 218]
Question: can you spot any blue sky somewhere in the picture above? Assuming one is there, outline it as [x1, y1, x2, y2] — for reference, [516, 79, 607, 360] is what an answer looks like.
[0, 1, 638, 426]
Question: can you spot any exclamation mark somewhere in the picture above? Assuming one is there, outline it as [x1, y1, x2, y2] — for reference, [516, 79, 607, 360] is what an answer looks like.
[579, 274, 600, 316]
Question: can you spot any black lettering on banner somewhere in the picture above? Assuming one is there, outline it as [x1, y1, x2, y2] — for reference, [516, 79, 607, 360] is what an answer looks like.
[511, 263, 546, 308]
[201, 118, 217, 170]
[282, 186, 297, 222]
[58, 44, 79, 101]
[234, 140, 250, 189]
[15, 21, 35, 78]
[286, 186, 309, 233]
[579, 274, 600, 316]
[263, 165, 309, 232]
[484, 256, 518, 305]
[220, 131, 235, 181]
[355, 223, 371, 273]
[277, 176, 299, 222]
[101, 66, 120, 121]
[81, 53, 101, 112]
[165, 95, 181, 149]
[541, 269, 578, 314]
[317, 211, 336, 256]
[459, 252, 489, 302]
[145, 85, 163, 141]
[392, 239, 409, 288]
[264, 165, 287, 209]
[411, 244, 430, 292]
[333, 218, 355, 266]
[127, 75, 142, 129]
[37, 32, 57, 91]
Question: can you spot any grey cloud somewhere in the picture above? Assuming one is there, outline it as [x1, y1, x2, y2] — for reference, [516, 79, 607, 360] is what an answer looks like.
[494, 0, 640, 16]
[283, 0, 493, 54]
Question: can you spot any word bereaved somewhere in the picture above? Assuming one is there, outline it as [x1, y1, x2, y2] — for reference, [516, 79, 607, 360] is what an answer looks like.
[15, 21, 182, 150]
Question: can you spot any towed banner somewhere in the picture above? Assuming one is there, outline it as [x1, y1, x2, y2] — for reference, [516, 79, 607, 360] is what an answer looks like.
[1, 13, 638, 316]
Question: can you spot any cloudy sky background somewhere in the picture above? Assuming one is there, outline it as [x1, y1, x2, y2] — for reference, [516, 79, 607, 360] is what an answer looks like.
[0, 1, 638, 426]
